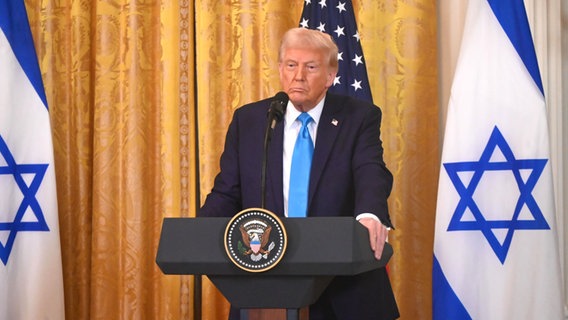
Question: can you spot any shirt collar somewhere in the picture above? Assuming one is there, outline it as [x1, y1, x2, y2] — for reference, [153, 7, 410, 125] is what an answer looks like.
[285, 95, 325, 129]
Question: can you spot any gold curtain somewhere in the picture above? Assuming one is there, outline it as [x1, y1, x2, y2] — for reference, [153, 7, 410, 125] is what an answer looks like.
[26, 0, 437, 319]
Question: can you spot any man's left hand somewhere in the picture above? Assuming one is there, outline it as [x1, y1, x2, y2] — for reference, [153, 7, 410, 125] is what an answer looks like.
[358, 217, 388, 260]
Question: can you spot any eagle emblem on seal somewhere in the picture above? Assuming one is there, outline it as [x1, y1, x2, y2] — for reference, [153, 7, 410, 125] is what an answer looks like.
[238, 219, 275, 262]
[225, 208, 287, 272]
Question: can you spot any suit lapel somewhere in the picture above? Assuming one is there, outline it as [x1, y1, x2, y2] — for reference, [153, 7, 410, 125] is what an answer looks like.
[308, 95, 344, 210]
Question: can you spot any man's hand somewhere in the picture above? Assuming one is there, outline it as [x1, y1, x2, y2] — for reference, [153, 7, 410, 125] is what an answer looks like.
[358, 217, 388, 260]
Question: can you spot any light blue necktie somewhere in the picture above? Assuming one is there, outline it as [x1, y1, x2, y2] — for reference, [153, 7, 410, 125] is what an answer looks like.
[288, 112, 314, 217]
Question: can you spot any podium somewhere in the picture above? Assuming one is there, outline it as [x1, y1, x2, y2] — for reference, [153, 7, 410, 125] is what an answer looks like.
[156, 217, 392, 319]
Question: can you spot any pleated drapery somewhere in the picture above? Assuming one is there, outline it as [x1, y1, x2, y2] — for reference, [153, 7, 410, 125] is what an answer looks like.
[25, 0, 438, 319]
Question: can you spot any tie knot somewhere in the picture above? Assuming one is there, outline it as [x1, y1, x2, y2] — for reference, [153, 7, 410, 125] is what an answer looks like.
[297, 112, 313, 127]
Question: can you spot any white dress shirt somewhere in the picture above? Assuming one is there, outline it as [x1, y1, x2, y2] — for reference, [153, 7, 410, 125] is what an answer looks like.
[282, 98, 324, 217]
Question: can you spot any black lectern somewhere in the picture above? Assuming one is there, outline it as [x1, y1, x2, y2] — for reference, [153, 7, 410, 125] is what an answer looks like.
[156, 217, 392, 319]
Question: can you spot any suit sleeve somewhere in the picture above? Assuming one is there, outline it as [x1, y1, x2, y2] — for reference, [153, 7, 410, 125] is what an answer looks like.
[352, 105, 394, 228]
[198, 110, 243, 217]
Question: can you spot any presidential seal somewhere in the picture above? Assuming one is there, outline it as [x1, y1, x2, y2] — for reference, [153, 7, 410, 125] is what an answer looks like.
[224, 208, 287, 272]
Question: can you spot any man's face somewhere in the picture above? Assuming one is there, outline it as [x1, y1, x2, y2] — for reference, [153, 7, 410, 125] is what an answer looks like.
[279, 47, 336, 112]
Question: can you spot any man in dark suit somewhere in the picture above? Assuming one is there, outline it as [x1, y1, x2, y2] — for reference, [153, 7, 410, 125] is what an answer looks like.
[199, 27, 399, 320]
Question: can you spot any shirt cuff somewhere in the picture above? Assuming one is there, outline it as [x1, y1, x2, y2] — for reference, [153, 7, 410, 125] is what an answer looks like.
[355, 213, 392, 230]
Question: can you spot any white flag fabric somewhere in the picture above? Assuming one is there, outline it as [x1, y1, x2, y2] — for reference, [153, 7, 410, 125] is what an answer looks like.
[0, 1, 65, 319]
[433, 0, 564, 319]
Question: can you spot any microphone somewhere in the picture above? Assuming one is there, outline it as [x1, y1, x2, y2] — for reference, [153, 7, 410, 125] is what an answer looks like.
[261, 91, 289, 209]
[267, 91, 289, 129]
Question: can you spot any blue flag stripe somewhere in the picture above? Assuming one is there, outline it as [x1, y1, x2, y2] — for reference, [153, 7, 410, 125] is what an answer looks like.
[0, 0, 48, 108]
[487, 0, 543, 95]
[432, 256, 472, 320]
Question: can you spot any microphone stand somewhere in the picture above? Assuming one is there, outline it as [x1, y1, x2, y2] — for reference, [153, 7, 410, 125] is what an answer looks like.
[256, 96, 294, 320]
[261, 96, 286, 209]
[261, 114, 275, 209]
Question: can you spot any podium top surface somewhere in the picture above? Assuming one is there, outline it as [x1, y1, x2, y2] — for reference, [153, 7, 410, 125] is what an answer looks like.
[156, 217, 392, 276]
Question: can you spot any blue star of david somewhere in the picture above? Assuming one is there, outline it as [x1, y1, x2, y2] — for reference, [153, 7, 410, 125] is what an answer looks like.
[0, 135, 50, 265]
[444, 126, 549, 264]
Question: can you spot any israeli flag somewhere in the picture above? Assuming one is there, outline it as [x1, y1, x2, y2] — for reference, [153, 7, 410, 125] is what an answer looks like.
[433, 0, 564, 319]
[0, 1, 65, 318]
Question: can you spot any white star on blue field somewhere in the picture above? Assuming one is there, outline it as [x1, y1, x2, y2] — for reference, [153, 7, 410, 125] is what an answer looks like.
[443, 126, 549, 264]
[0, 135, 50, 265]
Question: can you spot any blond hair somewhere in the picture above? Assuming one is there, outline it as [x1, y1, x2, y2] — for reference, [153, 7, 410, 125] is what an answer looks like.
[279, 27, 339, 72]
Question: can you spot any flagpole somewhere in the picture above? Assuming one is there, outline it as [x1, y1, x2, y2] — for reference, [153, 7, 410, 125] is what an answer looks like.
[192, 11, 202, 319]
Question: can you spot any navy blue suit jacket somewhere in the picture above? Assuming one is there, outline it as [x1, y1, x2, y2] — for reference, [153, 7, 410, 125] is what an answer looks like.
[200, 92, 399, 319]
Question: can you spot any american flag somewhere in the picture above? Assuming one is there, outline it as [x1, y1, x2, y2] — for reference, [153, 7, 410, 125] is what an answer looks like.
[299, 0, 373, 103]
